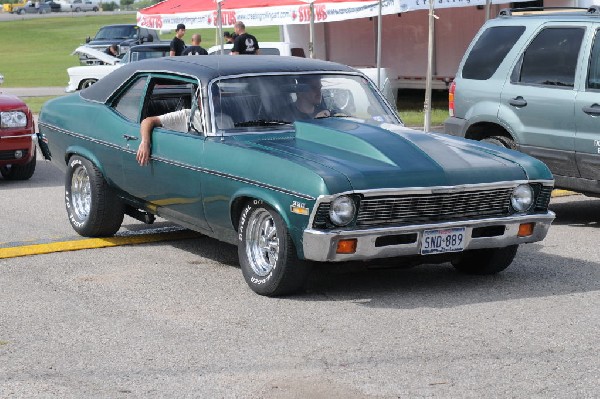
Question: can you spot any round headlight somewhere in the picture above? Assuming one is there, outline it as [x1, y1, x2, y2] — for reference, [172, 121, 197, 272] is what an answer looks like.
[511, 184, 534, 212]
[329, 195, 356, 226]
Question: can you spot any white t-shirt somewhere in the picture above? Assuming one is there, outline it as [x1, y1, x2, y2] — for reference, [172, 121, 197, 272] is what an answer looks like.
[158, 109, 202, 133]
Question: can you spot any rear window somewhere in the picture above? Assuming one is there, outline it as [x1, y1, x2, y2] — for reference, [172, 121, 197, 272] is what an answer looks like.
[462, 26, 526, 80]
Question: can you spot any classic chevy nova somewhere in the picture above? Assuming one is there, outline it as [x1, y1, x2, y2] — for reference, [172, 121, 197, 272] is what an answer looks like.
[39, 56, 555, 296]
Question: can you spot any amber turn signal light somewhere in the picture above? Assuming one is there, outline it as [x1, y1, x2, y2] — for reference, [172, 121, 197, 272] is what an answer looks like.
[518, 223, 534, 237]
[336, 239, 357, 254]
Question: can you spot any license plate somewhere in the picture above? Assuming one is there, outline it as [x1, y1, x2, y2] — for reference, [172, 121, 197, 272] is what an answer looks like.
[421, 227, 466, 255]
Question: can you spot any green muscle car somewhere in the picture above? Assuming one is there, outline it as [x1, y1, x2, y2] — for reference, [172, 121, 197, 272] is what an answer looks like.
[38, 56, 555, 296]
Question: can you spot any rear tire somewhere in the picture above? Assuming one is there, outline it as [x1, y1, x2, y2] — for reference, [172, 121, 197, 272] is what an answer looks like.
[238, 200, 311, 296]
[65, 156, 124, 237]
[452, 245, 518, 275]
[0, 150, 36, 180]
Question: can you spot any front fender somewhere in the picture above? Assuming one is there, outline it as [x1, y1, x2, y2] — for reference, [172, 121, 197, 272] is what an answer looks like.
[230, 187, 316, 259]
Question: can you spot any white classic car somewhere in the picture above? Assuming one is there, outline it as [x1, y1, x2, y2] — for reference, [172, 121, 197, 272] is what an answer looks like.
[66, 44, 170, 92]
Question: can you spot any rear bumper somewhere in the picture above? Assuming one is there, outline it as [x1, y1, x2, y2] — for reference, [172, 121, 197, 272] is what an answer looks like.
[302, 212, 555, 262]
[443, 116, 467, 138]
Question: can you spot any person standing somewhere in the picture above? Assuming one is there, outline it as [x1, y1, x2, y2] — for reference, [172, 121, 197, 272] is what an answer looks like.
[223, 31, 236, 44]
[104, 44, 118, 57]
[182, 34, 208, 56]
[230, 21, 260, 55]
[169, 23, 186, 56]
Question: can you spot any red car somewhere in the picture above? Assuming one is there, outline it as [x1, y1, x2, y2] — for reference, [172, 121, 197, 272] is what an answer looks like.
[0, 93, 37, 180]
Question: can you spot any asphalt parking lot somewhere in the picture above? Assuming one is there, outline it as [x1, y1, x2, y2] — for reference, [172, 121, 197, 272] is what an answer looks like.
[1, 159, 599, 398]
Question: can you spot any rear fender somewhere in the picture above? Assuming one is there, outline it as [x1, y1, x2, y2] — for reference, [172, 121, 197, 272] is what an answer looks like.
[64, 146, 106, 177]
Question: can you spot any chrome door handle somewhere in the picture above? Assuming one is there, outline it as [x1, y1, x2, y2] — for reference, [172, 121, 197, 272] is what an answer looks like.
[509, 97, 527, 107]
[582, 104, 600, 116]
[123, 134, 139, 141]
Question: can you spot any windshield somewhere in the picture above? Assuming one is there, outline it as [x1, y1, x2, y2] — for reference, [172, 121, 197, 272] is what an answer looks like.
[210, 73, 400, 134]
[95, 26, 137, 40]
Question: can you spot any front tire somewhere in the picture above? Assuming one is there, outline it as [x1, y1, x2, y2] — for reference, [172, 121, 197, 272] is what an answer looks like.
[79, 79, 97, 90]
[65, 156, 124, 237]
[482, 135, 516, 150]
[452, 245, 519, 275]
[0, 150, 36, 180]
[238, 200, 311, 296]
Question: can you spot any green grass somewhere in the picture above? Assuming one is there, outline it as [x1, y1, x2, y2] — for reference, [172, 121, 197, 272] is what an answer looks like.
[0, 14, 281, 87]
[2, 14, 448, 125]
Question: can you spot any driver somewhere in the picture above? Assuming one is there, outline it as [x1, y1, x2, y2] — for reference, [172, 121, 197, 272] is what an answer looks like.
[292, 76, 331, 120]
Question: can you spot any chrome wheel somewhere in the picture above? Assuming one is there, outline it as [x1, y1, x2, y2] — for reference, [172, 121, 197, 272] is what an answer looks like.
[80, 79, 97, 89]
[71, 165, 91, 221]
[245, 208, 279, 276]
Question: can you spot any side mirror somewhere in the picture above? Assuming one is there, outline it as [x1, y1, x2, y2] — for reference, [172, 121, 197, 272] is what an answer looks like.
[85, 36, 90, 43]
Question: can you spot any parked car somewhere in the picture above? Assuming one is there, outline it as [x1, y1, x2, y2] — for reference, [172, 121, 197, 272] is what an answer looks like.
[69, 0, 98, 12]
[39, 56, 555, 296]
[0, 88, 37, 180]
[66, 43, 171, 92]
[444, 6, 600, 197]
[81, 24, 161, 65]
[13, 1, 52, 14]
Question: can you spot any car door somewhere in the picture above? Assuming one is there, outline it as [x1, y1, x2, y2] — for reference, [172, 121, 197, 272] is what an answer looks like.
[498, 24, 587, 177]
[119, 74, 211, 231]
[575, 27, 600, 181]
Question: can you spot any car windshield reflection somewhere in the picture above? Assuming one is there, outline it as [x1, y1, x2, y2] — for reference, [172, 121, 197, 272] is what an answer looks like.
[210, 73, 400, 134]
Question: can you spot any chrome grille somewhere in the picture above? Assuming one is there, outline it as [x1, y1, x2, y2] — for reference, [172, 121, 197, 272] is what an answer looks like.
[534, 186, 553, 212]
[356, 188, 514, 226]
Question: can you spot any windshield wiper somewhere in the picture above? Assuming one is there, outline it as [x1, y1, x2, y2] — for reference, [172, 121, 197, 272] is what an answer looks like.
[315, 112, 350, 119]
[235, 119, 292, 127]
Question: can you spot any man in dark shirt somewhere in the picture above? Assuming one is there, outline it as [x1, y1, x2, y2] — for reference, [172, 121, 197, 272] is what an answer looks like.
[182, 34, 208, 56]
[169, 23, 186, 56]
[231, 21, 260, 55]
[104, 44, 118, 57]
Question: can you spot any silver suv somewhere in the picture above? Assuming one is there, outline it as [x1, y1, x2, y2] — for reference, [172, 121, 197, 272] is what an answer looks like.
[444, 7, 600, 196]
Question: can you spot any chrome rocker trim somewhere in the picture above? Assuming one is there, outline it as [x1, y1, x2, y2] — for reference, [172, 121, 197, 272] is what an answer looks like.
[302, 211, 555, 262]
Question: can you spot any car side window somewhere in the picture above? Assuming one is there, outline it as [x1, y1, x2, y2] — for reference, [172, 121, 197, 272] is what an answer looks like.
[462, 26, 525, 80]
[586, 29, 600, 90]
[112, 76, 148, 122]
[513, 27, 584, 88]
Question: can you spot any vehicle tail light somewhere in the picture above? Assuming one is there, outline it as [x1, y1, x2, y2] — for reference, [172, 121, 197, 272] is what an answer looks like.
[448, 81, 456, 117]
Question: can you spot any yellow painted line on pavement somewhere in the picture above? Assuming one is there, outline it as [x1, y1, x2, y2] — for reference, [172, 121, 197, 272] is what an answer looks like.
[0, 230, 202, 260]
[552, 189, 577, 197]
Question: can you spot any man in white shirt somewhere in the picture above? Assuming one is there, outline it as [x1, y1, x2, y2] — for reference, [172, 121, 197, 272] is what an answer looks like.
[136, 108, 234, 166]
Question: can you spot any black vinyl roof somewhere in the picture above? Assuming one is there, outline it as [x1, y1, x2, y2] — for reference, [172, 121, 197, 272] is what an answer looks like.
[80, 55, 357, 103]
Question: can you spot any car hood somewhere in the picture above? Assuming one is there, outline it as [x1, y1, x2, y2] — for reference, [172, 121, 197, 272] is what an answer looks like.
[244, 119, 546, 191]
[72, 45, 120, 65]
[0, 93, 28, 110]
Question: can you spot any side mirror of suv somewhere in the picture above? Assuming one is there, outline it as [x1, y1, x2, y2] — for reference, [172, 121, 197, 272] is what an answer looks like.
[85, 36, 90, 43]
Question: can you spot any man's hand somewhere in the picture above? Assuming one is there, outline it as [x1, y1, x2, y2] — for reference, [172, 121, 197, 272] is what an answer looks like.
[314, 109, 331, 119]
[136, 141, 151, 166]
[137, 116, 161, 166]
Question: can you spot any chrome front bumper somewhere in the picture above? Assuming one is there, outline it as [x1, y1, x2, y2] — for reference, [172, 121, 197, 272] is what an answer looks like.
[302, 212, 555, 262]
